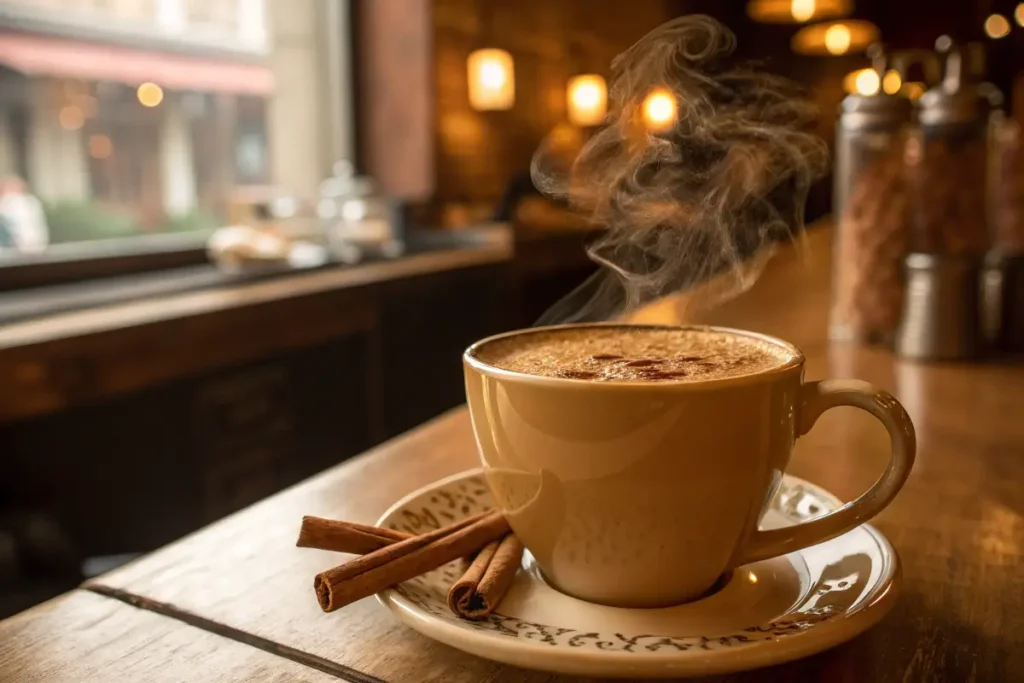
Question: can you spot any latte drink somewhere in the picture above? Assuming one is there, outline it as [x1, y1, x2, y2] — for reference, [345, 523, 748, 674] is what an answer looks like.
[473, 325, 792, 382]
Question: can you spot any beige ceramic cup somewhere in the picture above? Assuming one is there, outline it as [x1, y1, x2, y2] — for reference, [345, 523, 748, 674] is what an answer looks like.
[463, 324, 916, 608]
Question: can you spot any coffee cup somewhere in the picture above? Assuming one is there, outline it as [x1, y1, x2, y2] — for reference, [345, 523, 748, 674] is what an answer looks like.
[463, 324, 915, 608]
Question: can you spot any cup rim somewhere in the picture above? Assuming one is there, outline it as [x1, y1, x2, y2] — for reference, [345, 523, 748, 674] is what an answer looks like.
[463, 323, 805, 390]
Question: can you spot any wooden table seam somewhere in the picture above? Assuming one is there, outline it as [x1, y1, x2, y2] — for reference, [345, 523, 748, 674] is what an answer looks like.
[85, 583, 388, 683]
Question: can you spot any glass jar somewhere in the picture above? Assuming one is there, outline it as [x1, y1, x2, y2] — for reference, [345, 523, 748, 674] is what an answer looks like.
[906, 42, 992, 256]
[829, 76, 914, 345]
[990, 118, 1024, 253]
[906, 123, 989, 255]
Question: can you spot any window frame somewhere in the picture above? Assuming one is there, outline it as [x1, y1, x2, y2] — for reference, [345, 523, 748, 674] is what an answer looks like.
[0, 0, 354, 294]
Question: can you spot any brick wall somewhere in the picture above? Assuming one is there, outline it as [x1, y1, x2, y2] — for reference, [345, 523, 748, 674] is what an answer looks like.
[432, 0, 676, 205]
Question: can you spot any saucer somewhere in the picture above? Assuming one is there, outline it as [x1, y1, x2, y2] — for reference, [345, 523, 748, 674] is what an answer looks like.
[375, 470, 900, 679]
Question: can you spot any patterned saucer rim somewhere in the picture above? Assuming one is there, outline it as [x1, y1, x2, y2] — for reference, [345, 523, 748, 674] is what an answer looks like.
[375, 469, 900, 678]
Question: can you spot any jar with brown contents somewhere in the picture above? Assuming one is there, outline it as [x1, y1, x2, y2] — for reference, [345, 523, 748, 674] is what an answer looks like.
[906, 40, 992, 257]
[906, 124, 989, 255]
[990, 118, 1024, 253]
[829, 53, 914, 345]
[894, 38, 995, 361]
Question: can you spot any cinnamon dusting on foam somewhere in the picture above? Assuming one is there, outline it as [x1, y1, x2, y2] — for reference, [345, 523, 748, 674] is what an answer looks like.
[475, 328, 790, 382]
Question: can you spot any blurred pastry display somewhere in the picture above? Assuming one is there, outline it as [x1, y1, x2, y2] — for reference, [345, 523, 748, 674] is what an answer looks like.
[207, 225, 327, 273]
[318, 161, 404, 264]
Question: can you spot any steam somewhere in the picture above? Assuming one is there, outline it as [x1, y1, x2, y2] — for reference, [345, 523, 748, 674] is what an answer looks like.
[531, 15, 828, 325]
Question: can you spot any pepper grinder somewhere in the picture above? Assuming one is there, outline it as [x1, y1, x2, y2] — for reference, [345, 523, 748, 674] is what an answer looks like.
[895, 37, 993, 361]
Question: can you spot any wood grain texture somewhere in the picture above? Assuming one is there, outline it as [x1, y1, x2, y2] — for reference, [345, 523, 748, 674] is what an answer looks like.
[0, 591, 341, 683]
[70, 224, 1024, 681]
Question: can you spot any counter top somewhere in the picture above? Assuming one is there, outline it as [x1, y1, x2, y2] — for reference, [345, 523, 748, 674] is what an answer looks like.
[4, 224, 1022, 682]
[0, 224, 513, 350]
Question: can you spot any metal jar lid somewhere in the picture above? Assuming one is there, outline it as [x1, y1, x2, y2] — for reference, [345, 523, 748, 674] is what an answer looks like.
[838, 45, 913, 131]
[919, 37, 991, 128]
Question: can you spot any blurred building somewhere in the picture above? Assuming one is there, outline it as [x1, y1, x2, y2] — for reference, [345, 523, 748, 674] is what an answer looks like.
[0, 0, 349, 243]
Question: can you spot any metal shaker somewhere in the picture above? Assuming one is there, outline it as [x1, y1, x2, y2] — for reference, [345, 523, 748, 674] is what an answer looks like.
[983, 115, 1024, 354]
[896, 37, 994, 360]
[896, 254, 982, 360]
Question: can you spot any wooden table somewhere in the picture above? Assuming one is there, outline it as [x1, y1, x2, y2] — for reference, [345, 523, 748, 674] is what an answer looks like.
[3, 226, 1022, 682]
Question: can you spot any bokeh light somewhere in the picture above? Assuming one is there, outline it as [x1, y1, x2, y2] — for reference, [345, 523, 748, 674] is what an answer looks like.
[824, 24, 852, 54]
[467, 49, 515, 111]
[137, 82, 164, 107]
[882, 70, 902, 95]
[88, 134, 113, 159]
[642, 89, 677, 132]
[984, 14, 1011, 39]
[855, 69, 880, 95]
[902, 82, 926, 101]
[567, 74, 608, 126]
[791, 0, 816, 22]
[58, 106, 84, 130]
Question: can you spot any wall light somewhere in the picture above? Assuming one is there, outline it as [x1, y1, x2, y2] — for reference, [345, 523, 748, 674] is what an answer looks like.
[746, 0, 851, 24]
[643, 89, 677, 133]
[467, 48, 515, 111]
[137, 82, 164, 107]
[792, 20, 880, 56]
[566, 74, 607, 126]
[984, 14, 1011, 39]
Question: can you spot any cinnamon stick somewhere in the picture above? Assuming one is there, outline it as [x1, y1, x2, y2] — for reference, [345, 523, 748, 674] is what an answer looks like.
[447, 534, 524, 619]
[314, 510, 509, 612]
[297, 516, 412, 555]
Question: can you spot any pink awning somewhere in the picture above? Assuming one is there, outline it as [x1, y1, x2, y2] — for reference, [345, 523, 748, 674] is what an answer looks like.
[0, 33, 274, 96]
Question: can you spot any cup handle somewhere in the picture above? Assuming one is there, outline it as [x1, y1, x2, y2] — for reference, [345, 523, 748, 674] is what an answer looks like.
[735, 379, 916, 566]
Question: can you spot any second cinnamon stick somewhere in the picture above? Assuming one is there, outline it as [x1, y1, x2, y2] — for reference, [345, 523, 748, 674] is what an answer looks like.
[447, 534, 524, 619]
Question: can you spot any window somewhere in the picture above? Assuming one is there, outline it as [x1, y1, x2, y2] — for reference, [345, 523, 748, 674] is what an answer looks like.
[0, 0, 351, 282]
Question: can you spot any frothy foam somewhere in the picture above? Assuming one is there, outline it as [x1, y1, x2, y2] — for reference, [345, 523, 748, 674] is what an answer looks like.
[473, 327, 791, 382]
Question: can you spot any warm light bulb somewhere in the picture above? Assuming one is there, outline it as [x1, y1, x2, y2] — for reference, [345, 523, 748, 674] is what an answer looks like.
[985, 14, 1011, 39]
[882, 70, 902, 95]
[855, 69, 880, 95]
[824, 24, 852, 54]
[468, 49, 515, 111]
[137, 82, 164, 107]
[479, 62, 507, 89]
[572, 82, 600, 108]
[1016, 4, 1024, 27]
[643, 89, 677, 132]
[567, 74, 607, 126]
[791, 0, 816, 22]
